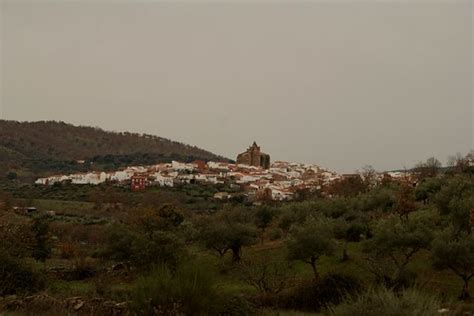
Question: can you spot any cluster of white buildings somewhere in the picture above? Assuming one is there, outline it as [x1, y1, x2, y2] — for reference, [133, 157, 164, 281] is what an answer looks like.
[35, 160, 342, 201]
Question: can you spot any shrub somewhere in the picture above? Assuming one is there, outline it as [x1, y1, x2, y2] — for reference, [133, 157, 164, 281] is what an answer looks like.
[31, 216, 52, 262]
[103, 224, 186, 270]
[131, 231, 186, 270]
[328, 287, 443, 316]
[268, 227, 283, 241]
[102, 224, 135, 262]
[93, 275, 112, 297]
[7, 172, 17, 181]
[0, 254, 45, 295]
[130, 263, 221, 315]
[69, 255, 97, 280]
[277, 273, 362, 312]
[58, 241, 76, 259]
[0, 222, 34, 258]
[218, 294, 256, 316]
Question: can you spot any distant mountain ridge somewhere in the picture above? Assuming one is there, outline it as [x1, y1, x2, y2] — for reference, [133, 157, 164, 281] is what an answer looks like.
[0, 120, 228, 180]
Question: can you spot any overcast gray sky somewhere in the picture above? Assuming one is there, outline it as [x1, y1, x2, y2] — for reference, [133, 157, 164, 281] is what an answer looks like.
[1, 0, 472, 173]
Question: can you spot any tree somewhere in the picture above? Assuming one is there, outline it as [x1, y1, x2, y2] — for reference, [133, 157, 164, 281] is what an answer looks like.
[332, 218, 368, 261]
[287, 221, 335, 279]
[31, 216, 52, 262]
[393, 183, 417, 221]
[414, 157, 442, 180]
[353, 186, 395, 213]
[225, 222, 257, 262]
[103, 224, 186, 270]
[156, 204, 185, 230]
[432, 227, 474, 300]
[278, 202, 313, 233]
[131, 231, 186, 270]
[103, 224, 135, 262]
[130, 204, 184, 239]
[434, 175, 474, 233]
[362, 215, 433, 287]
[255, 206, 275, 244]
[447, 151, 474, 174]
[359, 165, 377, 189]
[414, 177, 442, 204]
[197, 209, 257, 262]
[240, 258, 295, 294]
[327, 175, 367, 197]
[198, 222, 231, 259]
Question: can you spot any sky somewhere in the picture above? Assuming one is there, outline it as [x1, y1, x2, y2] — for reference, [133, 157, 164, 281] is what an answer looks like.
[1, 0, 472, 173]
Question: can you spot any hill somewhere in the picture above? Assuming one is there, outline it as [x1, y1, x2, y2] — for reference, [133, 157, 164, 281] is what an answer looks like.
[0, 120, 228, 180]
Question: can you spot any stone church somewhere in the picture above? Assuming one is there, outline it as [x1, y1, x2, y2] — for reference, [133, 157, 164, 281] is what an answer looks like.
[236, 142, 270, 169]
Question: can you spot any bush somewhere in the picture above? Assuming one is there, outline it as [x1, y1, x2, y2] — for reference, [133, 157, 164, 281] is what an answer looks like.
[218, 294, 256, 316]
[31, 216, 52, 262]
[276, 273, 362, 312]
[102, 224, 135, 262]
[268, 227, 283, 241]
[0, 254, 45, 295]
[103, 224, 187, 270]
[130, 263, 221, 315]
[328, 287, 443, 316]
[58, 241, 76, 259]
[131, 231, 186, 270]
[69, 255, 97, 280]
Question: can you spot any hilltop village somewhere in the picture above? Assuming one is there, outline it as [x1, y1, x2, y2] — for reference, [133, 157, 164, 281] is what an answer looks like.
[35, 143, 411, 201]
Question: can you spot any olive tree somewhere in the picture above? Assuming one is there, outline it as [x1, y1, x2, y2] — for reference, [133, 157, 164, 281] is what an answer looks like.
[362, 215, 433, 287]
[225, 222, 258, 262]
[393, 183, 417, 221]
[197, 209, 257, 262]
[255, 206, 275, 244]
[332, 218, 368, 261]
[414, 177, 442, 204]
[286, 221, 335, 279]
[434, 175, 474, 234]
[240, 258, 295, 294]
[103, 224, 186, 270]
[432, 227, 474, 300]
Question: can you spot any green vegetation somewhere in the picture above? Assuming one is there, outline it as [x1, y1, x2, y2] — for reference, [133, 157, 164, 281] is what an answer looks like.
[432, 228, 474, 300]
[31, 216, 53, 262]
[130, 263, 221, 315]
[328, 287, 443, 316]
[0, 254, 45, 296]
[287, 221, 335, 279]
[0, 151, 474, 315]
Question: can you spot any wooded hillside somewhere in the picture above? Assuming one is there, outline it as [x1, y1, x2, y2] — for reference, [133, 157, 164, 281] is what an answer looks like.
[0, 120, 227, 180]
